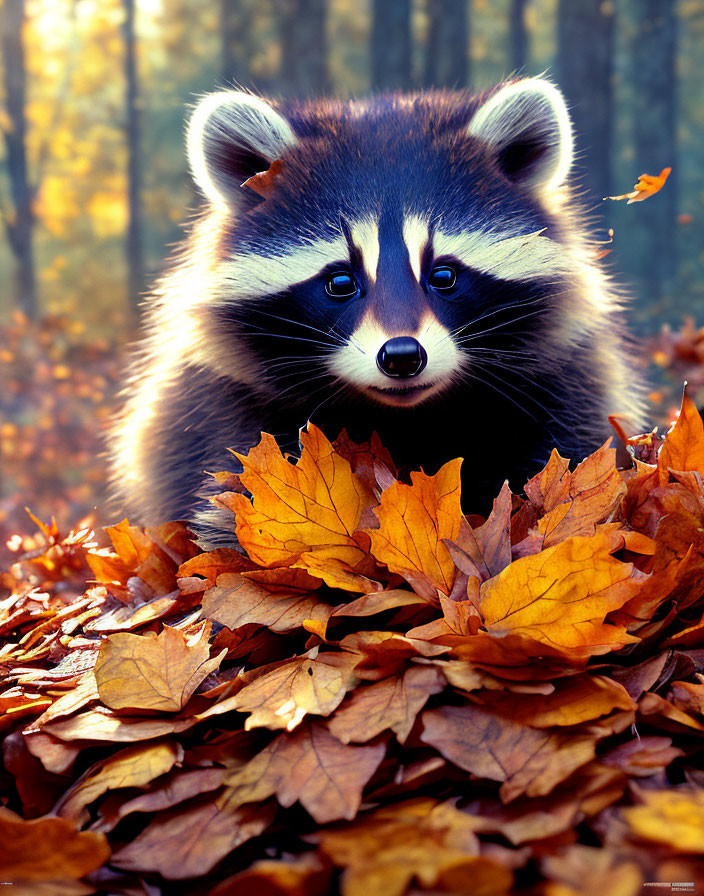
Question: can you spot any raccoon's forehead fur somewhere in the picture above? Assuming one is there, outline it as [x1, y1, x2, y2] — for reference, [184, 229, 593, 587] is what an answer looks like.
[226, 93, 549, 259]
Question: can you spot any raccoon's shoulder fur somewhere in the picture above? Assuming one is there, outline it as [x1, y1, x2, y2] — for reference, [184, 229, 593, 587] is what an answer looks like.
[110, 77, 645, 540]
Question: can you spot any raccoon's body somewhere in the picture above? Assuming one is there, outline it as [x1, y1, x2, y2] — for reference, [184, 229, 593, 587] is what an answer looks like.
[111, 78, 645, 541]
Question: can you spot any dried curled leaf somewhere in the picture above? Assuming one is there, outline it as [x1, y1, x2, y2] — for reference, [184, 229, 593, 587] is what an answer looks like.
[112, 797, 276, 879]
[233, 652, 360, 731]
[0, 808, 110, 881]
[224, 721, 387, 823]
[55, 740, 183, 824]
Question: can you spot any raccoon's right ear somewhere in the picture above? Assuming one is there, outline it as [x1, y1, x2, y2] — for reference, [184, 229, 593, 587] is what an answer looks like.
[187, 91, 297, 209]
[468, 77, 573, 195]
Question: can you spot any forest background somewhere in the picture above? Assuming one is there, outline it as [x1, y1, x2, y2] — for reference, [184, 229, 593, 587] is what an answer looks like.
[0, 0, 700, 545]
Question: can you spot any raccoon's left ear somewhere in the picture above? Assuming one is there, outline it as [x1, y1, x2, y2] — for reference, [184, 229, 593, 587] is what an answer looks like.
[187, 90, 297, 209]
[468, 77, 573, 194]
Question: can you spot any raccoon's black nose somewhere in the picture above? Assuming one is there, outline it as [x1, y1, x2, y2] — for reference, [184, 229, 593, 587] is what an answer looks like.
[376, 337, 428, 378]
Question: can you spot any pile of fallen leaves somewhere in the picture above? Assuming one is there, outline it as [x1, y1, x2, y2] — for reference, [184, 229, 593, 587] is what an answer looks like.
[0, 311, 121, 564]
[2, 393, 704, 895]
[649, 316, 704, 416]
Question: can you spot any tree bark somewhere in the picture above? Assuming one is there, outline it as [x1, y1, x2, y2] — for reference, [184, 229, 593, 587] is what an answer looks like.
[123, 0, 144, 313]
[629, 0, 677, 303]
[424, 0, 469, 88]
[508, 0, 528, 73]
[1, 0, 37, 318]
[557, 0, 614, 211]
[371, 0, 412, 90]
[279, 0, 330, 96]
[221, 0, 253, 86]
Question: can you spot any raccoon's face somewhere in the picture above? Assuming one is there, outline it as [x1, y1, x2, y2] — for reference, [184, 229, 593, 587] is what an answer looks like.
[187, 79, 574, 409]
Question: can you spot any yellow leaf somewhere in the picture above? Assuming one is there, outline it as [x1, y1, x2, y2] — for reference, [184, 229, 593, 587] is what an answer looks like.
[479, 531, 639, 658]
[94, 624, 225, 712]
[623, 788, 704, 852]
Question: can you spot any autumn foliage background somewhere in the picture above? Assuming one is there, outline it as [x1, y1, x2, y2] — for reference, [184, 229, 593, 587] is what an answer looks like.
[3, 0, 704, 893]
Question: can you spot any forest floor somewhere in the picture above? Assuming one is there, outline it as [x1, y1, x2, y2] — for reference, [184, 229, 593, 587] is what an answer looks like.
[2, 314, 704, 893]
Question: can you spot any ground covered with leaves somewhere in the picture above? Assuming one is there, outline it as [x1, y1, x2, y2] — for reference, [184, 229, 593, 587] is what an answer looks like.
[0, 312, 121, 566]
[3, 390, 704, 894]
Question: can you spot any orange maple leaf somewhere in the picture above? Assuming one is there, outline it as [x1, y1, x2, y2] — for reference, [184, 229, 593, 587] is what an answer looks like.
[94, 624, 225, 713]
[365, 458, 463, 601]
[606, 167, 671, 204]
[223, 424, 379, 592]
[479, 530, 639, 658]
[657, 385, 704, 485]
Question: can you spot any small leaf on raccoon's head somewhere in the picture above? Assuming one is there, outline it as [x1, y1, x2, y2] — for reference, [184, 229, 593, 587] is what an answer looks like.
[241, 159, 285, 198]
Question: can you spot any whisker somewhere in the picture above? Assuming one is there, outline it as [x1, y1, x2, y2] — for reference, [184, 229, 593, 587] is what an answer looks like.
[243, 310, 347, 345]
[467, 356, 567, 407]
[456, 307, 548, 343]
[463, 360, 565, 432]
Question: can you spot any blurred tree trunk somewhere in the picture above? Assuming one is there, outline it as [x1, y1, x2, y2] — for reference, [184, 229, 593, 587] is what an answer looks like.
[123, 0, 144, 313]
[221, 0, 253, 86]
[279, 0, 330, 96]
[1, 0, 37, 318]
[424, 0, 469, 88]
[508, 0, 528, 72]
[371, 0, 412, 90]
[630, 0, 677, 303]
[557, 0, 614, 212]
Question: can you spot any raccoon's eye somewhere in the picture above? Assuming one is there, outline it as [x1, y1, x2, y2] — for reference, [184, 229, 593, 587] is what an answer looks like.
[325, 271, 359, 299]
[428, 264, 457, 291]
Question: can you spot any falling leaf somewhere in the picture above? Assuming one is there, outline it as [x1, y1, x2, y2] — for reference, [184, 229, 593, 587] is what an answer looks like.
[605, 167, 671, 203]
[94, 624, 225, 712]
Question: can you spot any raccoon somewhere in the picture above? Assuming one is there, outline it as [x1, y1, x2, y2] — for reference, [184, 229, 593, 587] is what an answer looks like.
[110, 77, 645, 541]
